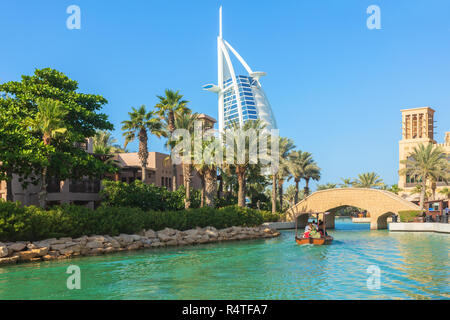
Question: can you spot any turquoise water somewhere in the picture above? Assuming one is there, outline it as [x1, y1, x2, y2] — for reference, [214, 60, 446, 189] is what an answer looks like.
[0, 219, 448, 300]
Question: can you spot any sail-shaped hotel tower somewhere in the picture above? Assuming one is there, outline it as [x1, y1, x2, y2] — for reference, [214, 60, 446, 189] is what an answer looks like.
[203, 7, 277, 132]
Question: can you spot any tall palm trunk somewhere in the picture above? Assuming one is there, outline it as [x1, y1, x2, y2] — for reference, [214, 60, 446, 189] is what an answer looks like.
[183, 163, 191, 209]
[419, 179, 427, 210]
[39, 134, 51, 209]
[138, 128, 149, 183]
[6, 169, 13, 202]
[272, 174, 277, 213]
[236, 166, 246, 207]
[199, 173, 206, 207]
[168, 110, 177, 191]
[278, 179, 284, 211]
[304, 178, 310, 197]
[205, 166, 217, 208]
[431, 181, 436, 201]
[294, 179, 300, 204]
[217, 175, 223, 198]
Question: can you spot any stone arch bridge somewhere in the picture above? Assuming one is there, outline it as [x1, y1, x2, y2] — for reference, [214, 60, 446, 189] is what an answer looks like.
[286, 188, 420, 230]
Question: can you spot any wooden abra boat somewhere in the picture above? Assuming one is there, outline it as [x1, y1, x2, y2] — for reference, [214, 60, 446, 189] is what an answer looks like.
[295, 212, 334, 246]
[295, 236, 333, 245]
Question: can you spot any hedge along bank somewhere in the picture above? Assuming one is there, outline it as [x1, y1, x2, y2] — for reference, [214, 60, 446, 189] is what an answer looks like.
[397, 210, 424, 222]
[0, 201, 281, 242]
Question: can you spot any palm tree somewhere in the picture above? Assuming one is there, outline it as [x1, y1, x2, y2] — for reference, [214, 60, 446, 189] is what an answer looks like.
[92, 130, 127, 154]
[155, 89, 189, 191]
[339, 178, 354, 188]
[289, 151, 320, 197]
[288, 150, 319, 204]
[193, 138, 221, 208]
[409, 184, 431, 202]
[439, 187, 450, 200]
[225, 120, 266, 207]
[317, 183, 338, 191]
[121, 105, 163, 183]
[353, 172, 384, 189]
[285, 184, 300, 208]
[219, 164, 236, 200]
[400, 143, 449, 209]
[273, 138, 295, 212]
[387, 184, 403, 195]
[27, 98, 68, 208]
[169, 109, 199, 209]
[276, 162, 291, 211]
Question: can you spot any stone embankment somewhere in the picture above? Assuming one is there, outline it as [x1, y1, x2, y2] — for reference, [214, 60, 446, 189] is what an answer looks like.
[0, 226, 280, 266]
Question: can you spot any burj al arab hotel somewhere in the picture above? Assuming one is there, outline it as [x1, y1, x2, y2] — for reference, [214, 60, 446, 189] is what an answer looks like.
[203, 7, 277, 132]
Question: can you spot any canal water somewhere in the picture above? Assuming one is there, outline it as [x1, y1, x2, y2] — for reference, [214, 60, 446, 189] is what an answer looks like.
[0, 218, 448, 299]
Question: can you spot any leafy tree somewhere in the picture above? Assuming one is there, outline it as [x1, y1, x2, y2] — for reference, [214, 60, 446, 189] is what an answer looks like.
[399, 144, 449, 209]
[0, 68, 114, 202]
[122, 105, 163, 183]
[353, 172, 384, 189]
[0, 106, 45, 201]
[246, 162, 270, 208]
[155, 89, 189, 191]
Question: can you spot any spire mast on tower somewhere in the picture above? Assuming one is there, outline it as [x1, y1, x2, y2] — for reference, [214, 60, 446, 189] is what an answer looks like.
[219, 6, 223, 38]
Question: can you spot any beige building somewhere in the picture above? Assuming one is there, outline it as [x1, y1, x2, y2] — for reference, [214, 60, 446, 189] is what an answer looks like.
[0, 113, 217, 208]
[0, 139, 101, 208]
[111, 151, 202, 190]
[398, 107, 450, 202]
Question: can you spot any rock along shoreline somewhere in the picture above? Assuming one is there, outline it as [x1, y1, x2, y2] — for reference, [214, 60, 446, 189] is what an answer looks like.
[0, 226, 280, 266]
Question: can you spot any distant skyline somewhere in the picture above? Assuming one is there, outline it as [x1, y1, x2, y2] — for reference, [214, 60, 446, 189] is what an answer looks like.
[1, 0, 449, 189]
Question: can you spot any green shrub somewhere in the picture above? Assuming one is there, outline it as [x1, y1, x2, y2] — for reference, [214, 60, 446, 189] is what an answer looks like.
[100, 180, 201, 211]
[0, 200, 273, 242]
[259, 210, 282, 223]
[398, 210, 423, 222]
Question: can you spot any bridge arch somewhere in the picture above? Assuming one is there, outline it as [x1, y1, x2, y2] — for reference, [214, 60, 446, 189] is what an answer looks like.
[286, 188, 420, 230]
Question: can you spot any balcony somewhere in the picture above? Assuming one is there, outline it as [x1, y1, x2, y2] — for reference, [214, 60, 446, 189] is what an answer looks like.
[46, 179, 61, 193]
[69, 179, 100, 193]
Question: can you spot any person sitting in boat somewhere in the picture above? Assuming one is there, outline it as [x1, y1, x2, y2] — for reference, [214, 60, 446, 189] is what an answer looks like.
[317, 220, 328, 237]
[304, 222, 312, 233]
[303, 223, 313, 238]
[309, 227, 321, 239]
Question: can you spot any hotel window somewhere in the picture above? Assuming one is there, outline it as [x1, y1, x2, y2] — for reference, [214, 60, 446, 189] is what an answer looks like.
[161, 177, 164, 186]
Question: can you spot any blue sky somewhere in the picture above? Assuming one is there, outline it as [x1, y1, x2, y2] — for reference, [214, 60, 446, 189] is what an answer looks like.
[1, 0, 449, 189]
